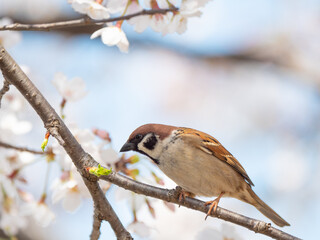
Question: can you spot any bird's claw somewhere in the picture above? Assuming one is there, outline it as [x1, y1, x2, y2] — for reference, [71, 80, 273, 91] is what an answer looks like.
[174, 187, 194, 207]
[204, 192, 224, 220]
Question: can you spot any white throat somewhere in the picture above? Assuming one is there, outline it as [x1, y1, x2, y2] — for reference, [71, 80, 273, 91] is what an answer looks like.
[137, 132, 174, 160]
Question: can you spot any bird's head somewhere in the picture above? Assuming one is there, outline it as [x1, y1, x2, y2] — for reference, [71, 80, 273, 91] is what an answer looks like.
[120, 124, 178, 163]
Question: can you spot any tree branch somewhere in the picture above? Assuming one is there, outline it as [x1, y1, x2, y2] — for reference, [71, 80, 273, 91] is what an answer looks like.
[0, 140, 301, 240]
[0, 45, 301, 240]
[100, 173, 301, 240]
[90, 209, 102, 240]
[0, 45, 132, 240]
[0, 141, 47, 155]
[0, 78, 10, 107]
[0, 8, 178, 32]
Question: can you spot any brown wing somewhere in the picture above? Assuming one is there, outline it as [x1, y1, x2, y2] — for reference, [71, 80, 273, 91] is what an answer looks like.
[180, 128, 254, 186]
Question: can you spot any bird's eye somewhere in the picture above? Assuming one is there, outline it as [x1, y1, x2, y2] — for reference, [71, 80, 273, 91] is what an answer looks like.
[135, 134, 142, 140]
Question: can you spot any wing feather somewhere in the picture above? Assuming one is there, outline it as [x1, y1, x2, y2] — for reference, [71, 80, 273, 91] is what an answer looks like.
[180, 128, 254, 186]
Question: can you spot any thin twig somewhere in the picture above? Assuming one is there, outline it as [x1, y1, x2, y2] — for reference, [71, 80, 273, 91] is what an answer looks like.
[90, 210, 102, 240]
[0, 141, 47, 155]
[0, 78, 10, 108]
[0, 8, 178, 32]
[0, 45, 132, 240]
[100, 173, 301, 240]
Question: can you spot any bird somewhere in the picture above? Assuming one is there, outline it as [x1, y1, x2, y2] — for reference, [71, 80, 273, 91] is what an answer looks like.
[120, 123, 290, 227]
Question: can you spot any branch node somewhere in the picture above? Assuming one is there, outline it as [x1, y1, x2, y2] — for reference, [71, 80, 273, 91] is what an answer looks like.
[0, 78, 11, 108]
[253, 221, 271, 233]
[45, 119, 65, 145]
[79, 153, 100, 181]
[174, 186, 182, 196]
[168, 187, 178, 200]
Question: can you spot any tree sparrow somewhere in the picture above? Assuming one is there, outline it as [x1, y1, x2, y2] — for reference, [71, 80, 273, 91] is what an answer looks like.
[120, 124, 290, 227]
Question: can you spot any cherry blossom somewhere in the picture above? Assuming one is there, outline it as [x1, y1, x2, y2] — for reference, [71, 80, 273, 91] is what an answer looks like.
[0, 114, 32, 135]
[1, 66, 30, 112]
[127, 221, 151, 238]
[0, 175, 17, 204]
[90, 25, 129, 53]
[126, 1, 148, 32]
[3, 151, 35, 175]
[115, 187, 146, 212]
[70, 0, 110, 20]
[53, 123, 119, 169]
[66, 0, 216, 52]
[0, 204, 27, 236]
[23, 201, 55, 227]
[52, 72, 87, 102]
[51, 123, 114, 211]
[51, 165, 111, 212]
[106, 0, 128, 14]
[115, 187, 152, 237]
[142, 0, 170, 33]
[51, 174, 83, 213]
[0, 171, 28, 235]
[164, 0, 202, 35]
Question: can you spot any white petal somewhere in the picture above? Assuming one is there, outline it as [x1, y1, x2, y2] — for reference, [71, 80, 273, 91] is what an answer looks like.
[128, 222, 151, 238]
[0, 210, 27, 236]
[0, 114, 32, 135]
[62, 191, 82, 213]
[72, 0, 90, 14]
[52, 72, 67, 92]
[150, 14, 168, 32]
[107, 0, 128, 14]
[18, 152, 35, 165]
[72, 0, 110, 20]
[51, 179, 67, 204]
[0, 114, 16, 129]
[90, 28, 104, 39]
[34, 203, 55, 227]
[131, 16, 150, 33]
[117, 34, 129, 53]
[52, 72, 86, 101]
[100, 27, 122, 46]
[13, 120, 32, 135]
[66, 77, 87, 101]
[87, 3, 110, 20]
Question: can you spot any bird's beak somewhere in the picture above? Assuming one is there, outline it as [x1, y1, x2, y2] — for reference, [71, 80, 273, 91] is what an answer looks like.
[120, 142, 136, 152]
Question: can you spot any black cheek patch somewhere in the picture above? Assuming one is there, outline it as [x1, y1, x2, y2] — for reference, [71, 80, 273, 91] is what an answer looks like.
[143, 135, 157, 150]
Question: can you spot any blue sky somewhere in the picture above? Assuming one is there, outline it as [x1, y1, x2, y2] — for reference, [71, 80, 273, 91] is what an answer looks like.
[2, 0, 320, 239]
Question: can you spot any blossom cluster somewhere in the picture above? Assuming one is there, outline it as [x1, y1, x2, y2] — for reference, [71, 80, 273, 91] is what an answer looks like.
[0, 70, 171, 238]
[68, 0, 212, 52]
[0, 68, 55, 235]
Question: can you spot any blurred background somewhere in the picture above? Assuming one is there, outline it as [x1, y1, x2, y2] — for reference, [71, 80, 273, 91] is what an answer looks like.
[0, 0, 319, 239]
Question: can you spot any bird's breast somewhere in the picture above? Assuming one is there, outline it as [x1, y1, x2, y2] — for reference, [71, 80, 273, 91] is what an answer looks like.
[158, 138, 245, 197]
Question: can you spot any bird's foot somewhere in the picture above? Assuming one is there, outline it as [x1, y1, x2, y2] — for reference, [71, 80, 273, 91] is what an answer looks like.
[204, 192, 224, 220]
[175, 186, 194, 206]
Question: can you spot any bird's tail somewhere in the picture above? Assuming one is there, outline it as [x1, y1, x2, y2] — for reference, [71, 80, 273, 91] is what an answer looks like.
[244, 187, 290, 227]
